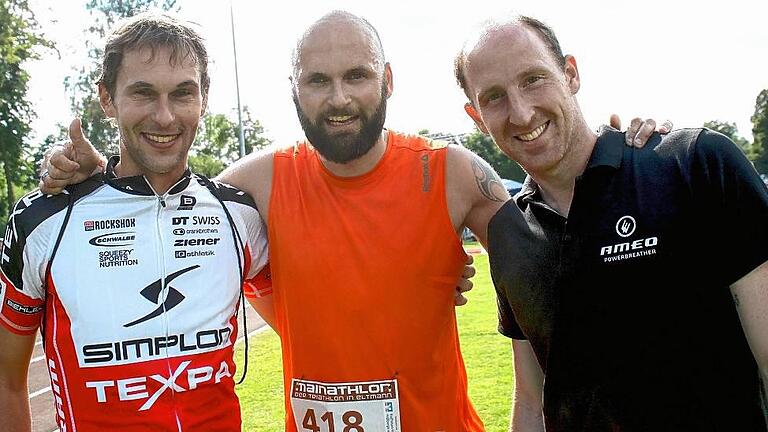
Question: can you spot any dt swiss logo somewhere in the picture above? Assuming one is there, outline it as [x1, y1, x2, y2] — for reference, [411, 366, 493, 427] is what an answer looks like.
[124, 265, 199, 327]
[615, 215, 636, 238]
[177, 195, 196, 211]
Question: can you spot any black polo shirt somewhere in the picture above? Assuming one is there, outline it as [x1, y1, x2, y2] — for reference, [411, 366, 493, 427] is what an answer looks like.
[488, 128, 768, 431]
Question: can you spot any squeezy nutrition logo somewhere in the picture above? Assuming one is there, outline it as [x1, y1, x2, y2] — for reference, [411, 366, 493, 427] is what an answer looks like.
[599, 215, 658, 263]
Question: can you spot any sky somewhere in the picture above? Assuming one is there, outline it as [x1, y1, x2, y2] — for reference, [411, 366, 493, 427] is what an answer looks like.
[25, 0, 768, 147]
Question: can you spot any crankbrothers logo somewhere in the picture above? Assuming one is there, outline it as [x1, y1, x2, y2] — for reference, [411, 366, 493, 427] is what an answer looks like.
[89, 232, 136, 247]
[124, 265, 198, 327]
[600, 215, 658, 263]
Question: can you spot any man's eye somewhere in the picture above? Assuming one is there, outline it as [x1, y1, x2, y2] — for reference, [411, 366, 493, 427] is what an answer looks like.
[309, 76, 328, 85]
[483, 91, 504, 105]
[174, 89, 193, 98]
[524, 75, 544, 86]
[133, 89, 153, 97]
[346, 71, 365, 80]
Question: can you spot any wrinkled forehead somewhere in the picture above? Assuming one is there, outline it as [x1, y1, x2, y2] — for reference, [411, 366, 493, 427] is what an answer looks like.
[295, 17, 383, 77]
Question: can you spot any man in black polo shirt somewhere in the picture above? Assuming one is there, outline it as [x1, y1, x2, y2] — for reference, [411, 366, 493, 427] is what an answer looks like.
[454, 15, 768, 431]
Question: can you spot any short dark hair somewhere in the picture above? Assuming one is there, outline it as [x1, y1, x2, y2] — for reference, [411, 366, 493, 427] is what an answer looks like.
[454, 15, 566, 101]
[98, 12, 210, 100]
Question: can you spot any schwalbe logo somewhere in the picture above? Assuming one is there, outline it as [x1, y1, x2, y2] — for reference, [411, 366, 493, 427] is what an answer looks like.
[89, 232, 136, 247]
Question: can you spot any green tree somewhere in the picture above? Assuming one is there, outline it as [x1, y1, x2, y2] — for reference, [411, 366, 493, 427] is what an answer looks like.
[751, 89, 768, 175]
[703, 120, 755, 160]
[463, 129, 526, 182]
[64, 0, 177, 154]
[189, 107, 272, 177]
[0, 0, 54, 218]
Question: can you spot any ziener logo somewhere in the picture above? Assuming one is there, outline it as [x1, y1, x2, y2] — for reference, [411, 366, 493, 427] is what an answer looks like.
[615, 216, 636, 238]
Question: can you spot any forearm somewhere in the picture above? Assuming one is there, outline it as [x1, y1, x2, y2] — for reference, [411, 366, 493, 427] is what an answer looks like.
[509, 340, 545, 431]
[245, 293, 278, 334]
[0, 385, 32, 432]
[510, 395, 545, 432]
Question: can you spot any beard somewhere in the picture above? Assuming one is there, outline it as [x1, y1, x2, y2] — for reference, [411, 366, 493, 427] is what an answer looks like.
[293, 81, 387, 164]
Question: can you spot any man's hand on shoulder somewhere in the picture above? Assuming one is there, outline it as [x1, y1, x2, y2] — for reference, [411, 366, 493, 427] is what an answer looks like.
[609, 114, 673, 148]
[39, 118, 106, 195]
[454, 254, 476, 306]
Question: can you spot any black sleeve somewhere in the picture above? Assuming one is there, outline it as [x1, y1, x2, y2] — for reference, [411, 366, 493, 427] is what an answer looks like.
[496, 282, 527, 340]
[690, 128, 768, 285]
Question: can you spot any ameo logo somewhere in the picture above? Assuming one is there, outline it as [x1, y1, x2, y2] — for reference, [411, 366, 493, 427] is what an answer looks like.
[615, 216, 636, 238]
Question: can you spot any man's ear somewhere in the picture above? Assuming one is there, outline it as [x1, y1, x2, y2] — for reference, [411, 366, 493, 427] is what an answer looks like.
[564, 54, 580, 94]
[98, 83, 116, 118]
[464, 103, 488, 134]
[384, 62, 393, 98]
[201, 84, 209, 116]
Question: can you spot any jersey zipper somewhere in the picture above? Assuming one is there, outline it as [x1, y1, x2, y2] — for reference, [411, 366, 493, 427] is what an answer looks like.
[145, 177, 186, 431]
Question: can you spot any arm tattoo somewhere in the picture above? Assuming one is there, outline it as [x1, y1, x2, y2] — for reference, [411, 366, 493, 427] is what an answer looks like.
[471, 157, 506, 202]
[732, 293, 741, 308]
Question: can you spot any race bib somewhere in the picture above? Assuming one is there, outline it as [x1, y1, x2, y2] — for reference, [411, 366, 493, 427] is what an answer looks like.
[290, 378, 401, 432]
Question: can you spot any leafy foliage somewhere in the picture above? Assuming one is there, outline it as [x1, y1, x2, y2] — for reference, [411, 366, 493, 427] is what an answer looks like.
[189, 107, 272, 177]
[751, 89, 768, 175]
[463, 129, 526, 182]
[703, 120, 755, 160]
[0, 0, 54, 221]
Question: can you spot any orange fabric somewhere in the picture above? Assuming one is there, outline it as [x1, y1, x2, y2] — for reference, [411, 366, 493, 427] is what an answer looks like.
[269, 131, 484, 431]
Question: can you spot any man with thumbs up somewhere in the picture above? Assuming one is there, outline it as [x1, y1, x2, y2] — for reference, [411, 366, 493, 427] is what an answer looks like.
[39, 118, 106, 188]
[0, 12, 271, 431]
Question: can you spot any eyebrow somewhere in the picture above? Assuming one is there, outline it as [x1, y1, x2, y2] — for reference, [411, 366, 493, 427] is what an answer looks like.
[345, 66, 371, 76]
[125, 80, 200, 91]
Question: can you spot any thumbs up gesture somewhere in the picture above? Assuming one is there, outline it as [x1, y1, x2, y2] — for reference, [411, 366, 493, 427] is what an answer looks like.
[39, 118, 106, 194]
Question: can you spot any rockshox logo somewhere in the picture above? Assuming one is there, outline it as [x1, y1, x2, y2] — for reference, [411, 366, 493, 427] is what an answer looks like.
[84, 218, 136, 232]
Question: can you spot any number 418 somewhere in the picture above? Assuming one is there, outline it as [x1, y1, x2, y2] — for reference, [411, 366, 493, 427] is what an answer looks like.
[302, 408, 364, 432]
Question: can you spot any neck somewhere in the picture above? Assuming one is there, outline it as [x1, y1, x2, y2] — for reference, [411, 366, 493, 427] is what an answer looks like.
[533, 122, 597, 218]
[113, 162, 185, 196]
[319, 130, 388, 177]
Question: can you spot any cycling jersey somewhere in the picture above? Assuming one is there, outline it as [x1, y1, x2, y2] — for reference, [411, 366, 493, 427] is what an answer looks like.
[0, 157, 269, 431]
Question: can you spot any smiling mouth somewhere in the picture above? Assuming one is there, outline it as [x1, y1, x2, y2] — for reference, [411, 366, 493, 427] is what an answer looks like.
[325, 115, 358, 126]
[143, 133, 181, 144]
[516, 121, 549, 142]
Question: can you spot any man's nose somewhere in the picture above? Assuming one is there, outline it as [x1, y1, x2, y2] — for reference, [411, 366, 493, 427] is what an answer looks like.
[328, 81, 351, 108]
[152, 96, 174, 126]
[506, 90, 534, 127]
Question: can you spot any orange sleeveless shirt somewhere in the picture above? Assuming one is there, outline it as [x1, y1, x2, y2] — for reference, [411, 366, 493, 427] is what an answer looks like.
[269, 131, 484, 431]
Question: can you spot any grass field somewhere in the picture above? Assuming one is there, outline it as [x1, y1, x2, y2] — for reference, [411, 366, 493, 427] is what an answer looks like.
[234, 253, 514, 431]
